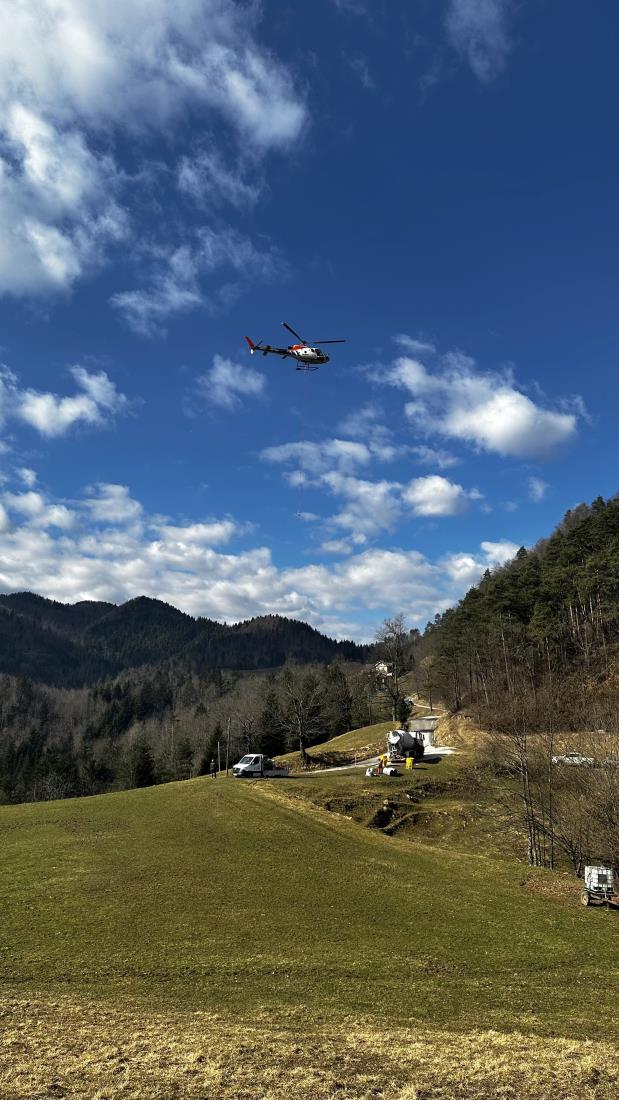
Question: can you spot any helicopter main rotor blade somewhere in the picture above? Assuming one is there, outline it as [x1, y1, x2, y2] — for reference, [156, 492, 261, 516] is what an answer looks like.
[282, 321, 306, 344]
[311, 339, 346, 344]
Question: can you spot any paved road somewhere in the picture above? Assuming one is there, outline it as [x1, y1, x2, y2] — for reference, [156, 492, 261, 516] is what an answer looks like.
[307, 746, 458, 775]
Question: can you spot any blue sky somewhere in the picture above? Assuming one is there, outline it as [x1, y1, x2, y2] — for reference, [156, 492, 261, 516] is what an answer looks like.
[0, 0, 616, 640]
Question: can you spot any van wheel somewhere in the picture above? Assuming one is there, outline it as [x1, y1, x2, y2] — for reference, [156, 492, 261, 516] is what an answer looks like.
[581, 891, 590, 906]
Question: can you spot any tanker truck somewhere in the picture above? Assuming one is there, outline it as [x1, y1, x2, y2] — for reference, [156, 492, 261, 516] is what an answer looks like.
[386, 729, 424, 763]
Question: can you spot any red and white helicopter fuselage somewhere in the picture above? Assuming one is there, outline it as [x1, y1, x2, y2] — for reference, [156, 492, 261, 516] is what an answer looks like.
[245, 323, 345, 371]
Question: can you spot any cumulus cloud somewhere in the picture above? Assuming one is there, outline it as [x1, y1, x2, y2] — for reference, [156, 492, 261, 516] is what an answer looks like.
[0, 478, 522, 639]
[480, 538, 520, 565]
[338, 403, 383, 439]
[411, 445, 460, 470]
[335, 404, 401, 463]
[0, 99, 128, 295]
[381, 348, 581, 458]
[84, 484, 143, 525]
[321, 538, 355, 555]
[323, 472, 402, 537]
[263, 434, 483, 536]
[16, 467, 37, 487]
[3, 490, 74, 529]
[0, 1, 305, 297]
[153, 518, 245, 552]
[15, 366, 129, 437]
[440, 539, 518, 588]
[445, 0, 516, 82]
[262, 438, 375, 477]
[403, 474, 481, 517]
[195, 355, 266, 411]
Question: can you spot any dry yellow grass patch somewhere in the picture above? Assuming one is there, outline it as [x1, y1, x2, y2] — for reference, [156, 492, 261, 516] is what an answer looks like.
[436, 713, 491, 751]
[1, 997, 617, 1100]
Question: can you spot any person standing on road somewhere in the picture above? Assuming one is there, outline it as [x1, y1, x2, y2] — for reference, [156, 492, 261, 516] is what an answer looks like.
[210, 759, 217, 778]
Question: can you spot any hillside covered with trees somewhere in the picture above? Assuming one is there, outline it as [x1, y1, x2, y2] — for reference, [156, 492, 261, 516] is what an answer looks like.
[421, 494, 619, 719]
[416, 494, 619, 875]
[0, 594, 366, 686]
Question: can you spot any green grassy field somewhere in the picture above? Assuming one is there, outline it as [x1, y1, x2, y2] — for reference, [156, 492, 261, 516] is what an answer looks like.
[0, 739, 618, 1098]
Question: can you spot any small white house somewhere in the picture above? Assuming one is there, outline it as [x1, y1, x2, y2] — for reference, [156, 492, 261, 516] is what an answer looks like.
[375, 660, 393, 677]
[409, 716, 438, 748]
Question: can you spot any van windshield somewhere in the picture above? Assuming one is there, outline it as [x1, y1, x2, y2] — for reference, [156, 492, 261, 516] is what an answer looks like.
[238, 755, 256, 766]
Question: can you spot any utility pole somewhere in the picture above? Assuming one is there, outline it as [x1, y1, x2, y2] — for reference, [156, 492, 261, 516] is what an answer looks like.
[217, 740, 221, 775]
[169, 714, 179, 775]
[225, 716, 231, 776]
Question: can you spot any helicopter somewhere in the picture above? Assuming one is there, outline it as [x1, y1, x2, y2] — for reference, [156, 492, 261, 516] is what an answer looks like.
[245, 322, 346, 371]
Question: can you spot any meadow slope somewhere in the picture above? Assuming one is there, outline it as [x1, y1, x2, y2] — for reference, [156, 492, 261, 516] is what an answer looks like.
[0, 770, 617, 1098]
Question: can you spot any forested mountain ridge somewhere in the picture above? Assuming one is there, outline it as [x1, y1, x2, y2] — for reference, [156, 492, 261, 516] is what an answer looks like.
[423, 494, 619, 722]
[0, 593, 366, 686]
[413, 494, 619, 875]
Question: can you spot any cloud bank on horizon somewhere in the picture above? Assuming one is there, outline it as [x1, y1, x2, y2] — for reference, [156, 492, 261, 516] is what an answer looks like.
[0, 477, 519, 641]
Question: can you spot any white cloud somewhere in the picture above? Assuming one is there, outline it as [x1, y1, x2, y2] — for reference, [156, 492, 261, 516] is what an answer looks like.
[411, 444, 460, 470]
[3, 490, 74, 529]
[111, 229, 285, 335]
[403, 474, 480, 517]
[263, 433, 482, 537]
[178, 148, 262, 209]
[321, 538, 354, 555]
[445, 0, 516, 82]
[16, 366, 129, 437]
[262, 431, 402, 485]
[393, 334, 437, 356]
[155, 519, 242, 548]
[480, 539, 520, 565]
[441, 538, 518, 588]
[338, 403, 383, 438]
[382, 348, 581, 458]
[336, 404, 401, 463]
[262, 438, 374, 477]
[323, 472, 402, 537]
[17, 467, 37, 487]
[0, 100, 128, 296]
[0, 479, 524, 639]
[84, 484, 143, 525]
[528, 476, 549, 503]
[0, 1, 305, 297]
[109, 246, 204, 337]
[196, 355, 266, 411]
